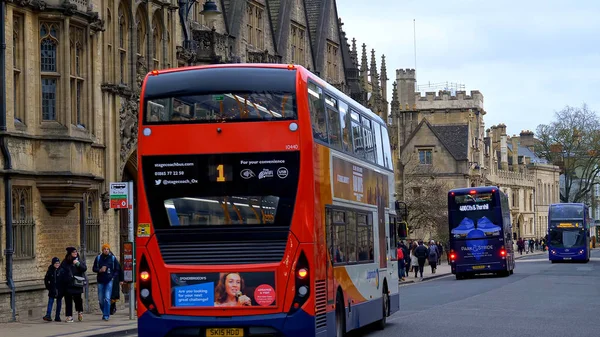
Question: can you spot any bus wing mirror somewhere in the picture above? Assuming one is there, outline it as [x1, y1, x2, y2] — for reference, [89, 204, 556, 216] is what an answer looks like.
[398, 221, 408, 238]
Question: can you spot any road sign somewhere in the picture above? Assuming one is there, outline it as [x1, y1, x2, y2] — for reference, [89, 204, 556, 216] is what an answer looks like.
[110, 182, 129, 209]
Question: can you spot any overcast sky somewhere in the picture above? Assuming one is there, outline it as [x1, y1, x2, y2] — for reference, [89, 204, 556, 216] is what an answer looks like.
[337, 0, 600, 136]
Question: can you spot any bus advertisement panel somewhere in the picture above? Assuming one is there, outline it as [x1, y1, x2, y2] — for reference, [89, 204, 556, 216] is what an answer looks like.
[447, 187, 515, 279]
[135, 64, 398, 337]
[548, 203, 591, 263]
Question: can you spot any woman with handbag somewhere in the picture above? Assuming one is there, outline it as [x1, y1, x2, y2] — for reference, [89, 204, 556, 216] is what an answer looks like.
[60, 246, 87, 323]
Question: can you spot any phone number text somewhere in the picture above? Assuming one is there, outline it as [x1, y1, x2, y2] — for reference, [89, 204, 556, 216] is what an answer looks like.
[155, 171, 185, 176]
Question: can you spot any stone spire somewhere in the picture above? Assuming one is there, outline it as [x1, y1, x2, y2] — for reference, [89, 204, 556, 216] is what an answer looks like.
[351, 38, 358, 68]
[370, 49, 382, 118]
[380, 54, 388, 103]
[360, 43, 369, 89]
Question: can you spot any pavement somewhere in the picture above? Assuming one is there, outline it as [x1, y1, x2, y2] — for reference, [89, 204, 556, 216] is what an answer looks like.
[399, 249, 549, 285]
[0, 311, 138, 337]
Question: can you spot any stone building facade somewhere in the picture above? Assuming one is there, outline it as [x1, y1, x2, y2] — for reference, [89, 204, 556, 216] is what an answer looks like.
[0, 0, 389, 322]
[390, 68, 487, 198]
[389, 68, 560, 240]
[485, 126, 560, 239]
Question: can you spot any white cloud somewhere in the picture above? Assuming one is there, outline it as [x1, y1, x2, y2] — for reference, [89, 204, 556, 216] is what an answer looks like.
[337, 0, 600, 135]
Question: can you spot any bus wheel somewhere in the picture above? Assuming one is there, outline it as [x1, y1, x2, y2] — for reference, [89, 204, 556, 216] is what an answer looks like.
[375, 285, 389, 330]
[335, 294, 345, 337]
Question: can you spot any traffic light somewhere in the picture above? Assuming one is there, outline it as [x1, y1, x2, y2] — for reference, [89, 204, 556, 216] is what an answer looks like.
[398, 221, 408, 238]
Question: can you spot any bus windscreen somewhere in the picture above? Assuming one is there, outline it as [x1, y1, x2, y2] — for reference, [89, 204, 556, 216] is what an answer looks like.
[146, 92, 296, 123]
[449, 192, 501, 239]
[548, 222, 586, 248]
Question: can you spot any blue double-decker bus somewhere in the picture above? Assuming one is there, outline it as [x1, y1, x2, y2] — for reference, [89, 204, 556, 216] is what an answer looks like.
[447, 186, 515, 279]
[548, 203, 591, 263]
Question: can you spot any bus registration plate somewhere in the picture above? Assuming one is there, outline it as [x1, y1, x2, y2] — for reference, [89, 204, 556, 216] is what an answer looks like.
[206, 328, 244, 336]
[563, 257, 572, 260]
[472, 265, 485, 270]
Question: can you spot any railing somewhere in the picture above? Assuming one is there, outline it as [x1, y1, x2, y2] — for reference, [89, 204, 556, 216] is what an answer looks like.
[13, 220, 35, 258]
[86, 218, 101, 253]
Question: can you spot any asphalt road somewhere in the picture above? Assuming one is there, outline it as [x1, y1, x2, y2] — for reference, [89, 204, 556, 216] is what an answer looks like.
[351, 249, 600, 337]
[122, 250, 600, 337]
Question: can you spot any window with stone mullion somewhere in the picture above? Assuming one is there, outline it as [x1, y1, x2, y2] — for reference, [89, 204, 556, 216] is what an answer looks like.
[40, 22, 60, 122]
[70, 26, 86, 128]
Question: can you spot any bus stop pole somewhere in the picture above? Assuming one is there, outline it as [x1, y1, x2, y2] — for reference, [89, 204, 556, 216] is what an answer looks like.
[128, 181, 135, 320]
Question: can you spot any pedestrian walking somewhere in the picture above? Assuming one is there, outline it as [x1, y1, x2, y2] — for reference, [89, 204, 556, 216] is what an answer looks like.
[427, 240, 439, 274]
[414, 240, 429, 281]
[60, 247, 87, 323]
[43, 257, 62, 322]
[397, 243, 405, 281]
[92, 243, 122, 321]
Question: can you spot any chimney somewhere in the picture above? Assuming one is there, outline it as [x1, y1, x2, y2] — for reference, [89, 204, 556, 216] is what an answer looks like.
[520, 130, 535, 151]
[511, 136, 519, 172]
[500, 127, 508, 171]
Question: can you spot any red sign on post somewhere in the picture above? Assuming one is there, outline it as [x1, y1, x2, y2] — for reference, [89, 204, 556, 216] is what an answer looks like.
[123, 242, 133, 282]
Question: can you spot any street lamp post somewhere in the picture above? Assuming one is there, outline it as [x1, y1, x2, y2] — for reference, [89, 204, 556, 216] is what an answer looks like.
[178, 0, 223, 65]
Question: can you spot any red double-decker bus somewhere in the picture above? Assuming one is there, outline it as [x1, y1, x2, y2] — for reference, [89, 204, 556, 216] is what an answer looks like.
[136, 63, 400, 337]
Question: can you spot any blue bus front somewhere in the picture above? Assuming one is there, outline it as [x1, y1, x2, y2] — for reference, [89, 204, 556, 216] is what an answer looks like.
[448, 187, 514, 279]
[548, 203, 590, 263]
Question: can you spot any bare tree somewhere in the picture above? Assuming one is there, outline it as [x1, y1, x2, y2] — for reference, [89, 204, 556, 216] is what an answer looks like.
[535, 104, 600, 202]
[399, 151, 450, 239]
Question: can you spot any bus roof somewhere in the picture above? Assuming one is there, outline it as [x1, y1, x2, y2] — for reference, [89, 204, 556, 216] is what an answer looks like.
[143, 63, 387, 127]
[550, 203, 586, 207]
[448, 186, 499, 195]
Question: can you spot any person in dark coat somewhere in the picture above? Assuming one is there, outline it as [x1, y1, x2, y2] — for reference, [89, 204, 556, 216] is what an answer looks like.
[60, 246, 87, 323]
[43, 257, 62, 322]
[111, 258, 125, 315]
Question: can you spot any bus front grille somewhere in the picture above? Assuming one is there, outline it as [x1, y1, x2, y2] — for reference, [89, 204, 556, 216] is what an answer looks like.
[155, 227, 289, 265]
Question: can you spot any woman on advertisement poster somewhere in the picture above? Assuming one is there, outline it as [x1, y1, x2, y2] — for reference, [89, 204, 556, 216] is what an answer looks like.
[214, 273, 252, 307]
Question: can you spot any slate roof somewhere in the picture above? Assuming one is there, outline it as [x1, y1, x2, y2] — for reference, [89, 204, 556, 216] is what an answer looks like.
[507, 144, 548, 164]
[400, 119, 469, 161]
[429, 124, 469, 161]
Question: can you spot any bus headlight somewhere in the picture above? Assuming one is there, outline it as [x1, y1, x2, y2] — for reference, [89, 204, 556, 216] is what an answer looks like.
[298, 285, 308, 297]
[141, 288, 150, 299]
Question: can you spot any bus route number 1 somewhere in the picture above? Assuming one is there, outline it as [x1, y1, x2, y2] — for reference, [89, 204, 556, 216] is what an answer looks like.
[217, 164, 226, 182]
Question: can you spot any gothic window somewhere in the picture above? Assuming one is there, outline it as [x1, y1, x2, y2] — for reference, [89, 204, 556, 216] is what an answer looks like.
[118, 2, 129, 84]
[152, 12, 163, 70]
[166, 15, 173, 68]
[246, 1, 264, 50]
[12, 186, 35, 258]
[136, 7, 147, 58]
[290, 22, 305, 66]
[40, 22, 59, 121]
[70, 26, 86, 127]
[13, 14, 24, 124]
[85, 191, 101, 253]
[106, 6, 113, 83]
[326, 40, 339, 82]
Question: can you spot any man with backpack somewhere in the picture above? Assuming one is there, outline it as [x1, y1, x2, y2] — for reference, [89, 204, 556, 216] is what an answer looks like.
[92, 243, 122, 321]
[427, 240, 439, 274]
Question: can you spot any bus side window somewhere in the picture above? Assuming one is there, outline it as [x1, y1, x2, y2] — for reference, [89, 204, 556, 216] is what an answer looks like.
[308, 82, 328, 143]
[373, 122, 385, 166]
[362, 118, 376, 164]
[325, 94, 342, 149]
[350, 111, 365, 159]
[380, 127, 393, 169]
[357, 213, 372, 262]
[346, 211, 357, 263]
[338, 101, 352, 152]
[332, 210, 347, 264]
[389, 215, 398, 260]
[326, 208, 333, 264]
